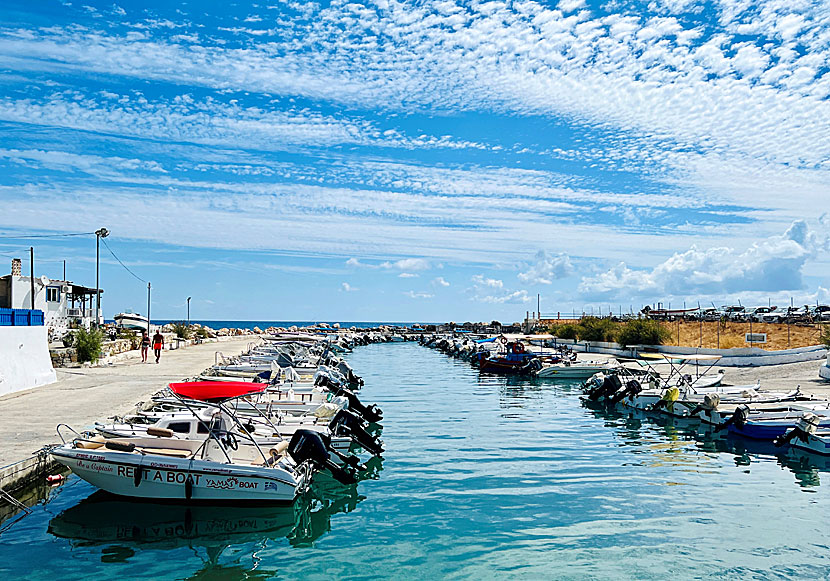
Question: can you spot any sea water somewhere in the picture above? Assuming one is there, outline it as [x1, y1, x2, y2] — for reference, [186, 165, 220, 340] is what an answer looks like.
[1, 342, 829, 579]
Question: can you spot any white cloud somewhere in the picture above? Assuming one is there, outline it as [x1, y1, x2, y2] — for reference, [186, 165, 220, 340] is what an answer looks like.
[399, 272, 418, 278]
[404, 290, 433, 299]
[432, 276, 450, 287]
[471, 275, 503, 289]
[518, 250, 574, 284]
[381, 258, 431, 271]
[579, 219, 830, 300]
[340, 282, 358, 292]
[469, 274, 531, 304]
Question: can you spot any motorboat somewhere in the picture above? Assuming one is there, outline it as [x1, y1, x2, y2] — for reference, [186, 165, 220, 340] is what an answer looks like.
[535, 360, 618, 379]
[50, 382, 358, 503]
[114, 310, 149, 330]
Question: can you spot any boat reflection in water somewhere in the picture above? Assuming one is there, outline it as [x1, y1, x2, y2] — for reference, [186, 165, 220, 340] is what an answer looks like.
[47, 465, 380, 572]
[582, 399, 830, 489]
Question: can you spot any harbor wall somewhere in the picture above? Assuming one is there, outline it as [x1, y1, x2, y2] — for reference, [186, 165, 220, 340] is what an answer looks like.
[551, 338, 829, 367]
[0, 326, 57, 396]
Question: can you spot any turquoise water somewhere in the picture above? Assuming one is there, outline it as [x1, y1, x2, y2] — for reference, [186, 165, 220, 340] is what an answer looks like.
[2, 342, 830, 579]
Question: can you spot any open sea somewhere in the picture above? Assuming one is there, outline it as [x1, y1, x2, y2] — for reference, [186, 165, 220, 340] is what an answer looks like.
[2, 342, 830, 579]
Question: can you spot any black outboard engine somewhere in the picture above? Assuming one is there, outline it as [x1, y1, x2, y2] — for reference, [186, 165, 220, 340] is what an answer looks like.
[330, 409, 385, 456]
[717, 404, 750, 432]
[608, 380, 642, 405]
[337, 361, 364, 386]
[315, 373, 383, 424]
[288, 429, 357, 485]
[587, 374, 622, 401]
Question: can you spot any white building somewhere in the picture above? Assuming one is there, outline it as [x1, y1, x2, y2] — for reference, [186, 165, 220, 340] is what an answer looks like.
[0, 258, 101, 338]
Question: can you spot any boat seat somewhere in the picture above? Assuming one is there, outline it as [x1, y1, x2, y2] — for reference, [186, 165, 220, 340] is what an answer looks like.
[140, 447, 193, 458]
[75, 436, 106, 450]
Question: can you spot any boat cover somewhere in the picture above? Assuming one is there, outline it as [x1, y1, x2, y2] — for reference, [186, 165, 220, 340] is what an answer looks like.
[168, 381, 265, 401]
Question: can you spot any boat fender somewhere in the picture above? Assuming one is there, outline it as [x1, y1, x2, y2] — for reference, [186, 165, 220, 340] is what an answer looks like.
[147, 427, 175, 438]
[105, 441, 136, 453]
[46, 474, 64, 484]
[185, 474, 194, 500]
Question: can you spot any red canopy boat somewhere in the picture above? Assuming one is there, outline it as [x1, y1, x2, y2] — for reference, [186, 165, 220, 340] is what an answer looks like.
[168, 381, 265, 402]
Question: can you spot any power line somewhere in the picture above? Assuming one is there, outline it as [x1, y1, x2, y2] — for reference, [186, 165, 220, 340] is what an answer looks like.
[0, 231, 96, 239]
[100, 238, 148, 283]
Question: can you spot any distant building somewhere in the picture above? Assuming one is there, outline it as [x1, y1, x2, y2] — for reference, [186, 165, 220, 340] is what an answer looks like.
[0, 258, 101, 337]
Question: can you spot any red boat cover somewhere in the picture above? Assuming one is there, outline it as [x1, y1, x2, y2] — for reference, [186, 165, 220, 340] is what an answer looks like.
[168, 381, 265, 401]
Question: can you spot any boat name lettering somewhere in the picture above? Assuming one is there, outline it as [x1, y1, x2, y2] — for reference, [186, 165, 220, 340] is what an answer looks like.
[116, 466, 201, 485]
[205, 476, 258, 490]
[76, 454, 105, 462]
[76, 460, 113, 473]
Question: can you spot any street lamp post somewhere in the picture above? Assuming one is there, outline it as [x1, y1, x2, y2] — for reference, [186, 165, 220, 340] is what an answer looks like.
[94, 227, 109, 326]
[187, 296, 191, 326]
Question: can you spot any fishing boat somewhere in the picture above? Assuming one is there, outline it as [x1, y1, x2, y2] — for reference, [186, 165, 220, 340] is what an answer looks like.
[50, 382, 357, 503]
[476, 339, 541, 374]
[114, 310, 149, 330]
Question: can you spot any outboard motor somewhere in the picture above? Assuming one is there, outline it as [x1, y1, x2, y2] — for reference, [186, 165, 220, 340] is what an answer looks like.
[689, 393, 720, 418]
[774, 412, 820, 447]
[587, 374, 622, 402]
[337, 387, 383, 423]
[337, 360, 364, 386]
[608, 380, 642, 405]
[288, 429, 357, 485]
[330, 409, 385, 456]
[717, 404, 750, 432]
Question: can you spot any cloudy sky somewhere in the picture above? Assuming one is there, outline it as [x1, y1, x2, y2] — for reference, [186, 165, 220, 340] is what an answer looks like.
[0, 0, 828, 322]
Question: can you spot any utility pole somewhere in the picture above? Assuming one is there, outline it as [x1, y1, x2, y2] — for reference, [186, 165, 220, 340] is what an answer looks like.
[29, 247, 35, 310]
[187, 296, 191, 326]
[147, 282, 151, 335]
[95, 227, 109, 326]
[537, 294, 540, 321]
[63, 260, 66, 282]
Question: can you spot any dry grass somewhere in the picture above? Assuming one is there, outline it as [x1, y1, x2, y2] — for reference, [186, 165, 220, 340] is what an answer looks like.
[542, 318, 829, 351]
[659, 320, 827, 350]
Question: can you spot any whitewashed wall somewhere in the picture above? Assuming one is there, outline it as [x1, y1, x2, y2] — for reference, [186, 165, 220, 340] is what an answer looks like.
[0, 326, 57, 396]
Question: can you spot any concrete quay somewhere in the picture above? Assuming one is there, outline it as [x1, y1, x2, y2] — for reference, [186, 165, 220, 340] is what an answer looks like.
[0, 336, 253, 496]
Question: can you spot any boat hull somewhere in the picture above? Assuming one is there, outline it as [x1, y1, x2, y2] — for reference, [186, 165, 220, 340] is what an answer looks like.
[51, 446, 303, 503]
[536, 365, 609, 379]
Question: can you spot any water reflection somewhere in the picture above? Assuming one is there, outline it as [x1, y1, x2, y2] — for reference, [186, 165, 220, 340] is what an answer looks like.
[47, 470, 374, 575]
[581, 399, 830, 489]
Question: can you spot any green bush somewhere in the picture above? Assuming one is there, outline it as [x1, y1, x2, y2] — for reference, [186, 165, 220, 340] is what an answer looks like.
[549, 323, 580, 340]
[170, 322, 192, 339]
[617, 319, 671, 347]
[75, 328, 104, 363]
[821, 325, 830, 348]
[578, 317, 618, 342]
[195, 327, 210, 339]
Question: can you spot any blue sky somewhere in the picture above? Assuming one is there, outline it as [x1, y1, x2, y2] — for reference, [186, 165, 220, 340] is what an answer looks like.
[0, 0, 828, 322]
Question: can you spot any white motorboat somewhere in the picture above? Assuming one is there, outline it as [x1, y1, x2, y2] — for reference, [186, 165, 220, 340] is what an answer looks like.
[114, 310, 149, 330]
[50, 381, 360, 503]
[535, 360, 617, 379]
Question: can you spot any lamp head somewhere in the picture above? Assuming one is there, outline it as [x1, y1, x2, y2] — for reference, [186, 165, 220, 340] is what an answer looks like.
[95, 228, 109, 238]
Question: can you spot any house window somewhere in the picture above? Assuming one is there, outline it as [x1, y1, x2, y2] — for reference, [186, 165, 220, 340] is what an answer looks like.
[46, 286, 61, 302]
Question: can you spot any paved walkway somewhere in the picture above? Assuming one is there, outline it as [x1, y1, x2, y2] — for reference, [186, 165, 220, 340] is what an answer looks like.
[0, 337, 252, 468]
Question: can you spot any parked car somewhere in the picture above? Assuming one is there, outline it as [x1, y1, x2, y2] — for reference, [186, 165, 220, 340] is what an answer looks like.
[721, 305, 746, 321]
[812, 305, 830, 322]
[748, 306, 777, 322]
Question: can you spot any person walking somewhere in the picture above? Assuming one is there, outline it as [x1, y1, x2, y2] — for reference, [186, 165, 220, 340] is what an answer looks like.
[140, 331, 150, 363]
[152, 330, 164, 364]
